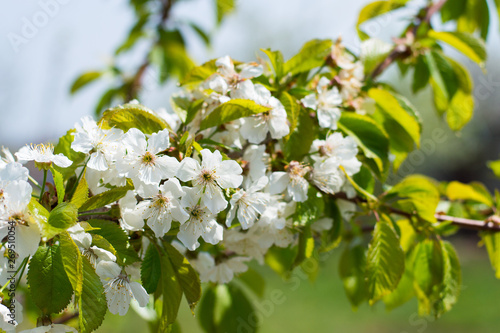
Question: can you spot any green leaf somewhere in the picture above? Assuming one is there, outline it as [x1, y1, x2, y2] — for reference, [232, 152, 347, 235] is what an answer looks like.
[356, 1, 407, 40]
[157, 241, 201, 330]
[283, 39, 333, 76]
[99, 103, 172, 134]
[87, 219, 140, 265]
[71, 71, 102, 94]
[386, 175, 440, 223]
[488, 160, 500, 178]
[216, 0, 235, 24]
[383, 268, 415, 310]
[412, 55, 430, 94]
[237, 268, 266, 299]
[369, 88, 421, 147]
[360, 39, 393, 74]
[28, 198, 60, 239]
[197, 287, 217, 333]
[446, 181, 493, 206]
[339, 243, 368, 309]
[410, 239, 444, 316]
[199, 99, 270, 130]
[321, 198, 343, 252]
[457, 0, 490, 40]
[279, 91, 300, 138]
[53, 129, 86, 181]
[366, 216, 405, 303]
[71, 173, 89, 209]
[189, 22, 211, 47]
[79, 179, 134, 212]
[141, 243, 162, 294]
[59, 232, 83, 296]
[439, 241, 461, 313]
[261, 48, 284, 79]
[482, 231, 500, 279]
[265, 246, 297, 278]
[95, 88, 120, 117]
[79, 257, 107, 333]
[338, 112, 389, 175]
[163, 242, 201, 311]
[425, 50, 458, 102]
[51, 167, 65, 204]
[445, 90, 474, 131]
[218, 283, 257, 333]
[48, 202, 78, 229]
[293, 187, 324, 226]
[284, 106, 317, 161]
[27, 245, 73, 314]
[293, 225, 314, 268]
[180, 60, 217, 86]
[157, 30, 196, 82]
[428, 30, 486, 67]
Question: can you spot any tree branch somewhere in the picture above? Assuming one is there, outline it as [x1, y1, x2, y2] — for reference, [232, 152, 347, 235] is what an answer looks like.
[369, 0, 448, 80]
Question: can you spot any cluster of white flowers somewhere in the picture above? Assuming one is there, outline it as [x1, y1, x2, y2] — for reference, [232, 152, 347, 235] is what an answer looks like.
[0, 40, 368, 327]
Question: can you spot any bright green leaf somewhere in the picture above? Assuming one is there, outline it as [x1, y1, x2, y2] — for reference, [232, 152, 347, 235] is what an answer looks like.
[199, 99, 270, 130]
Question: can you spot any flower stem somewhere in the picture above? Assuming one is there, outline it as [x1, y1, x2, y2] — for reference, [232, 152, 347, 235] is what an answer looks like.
[28, 175, 42, 190]
[39, 169, 48, 203]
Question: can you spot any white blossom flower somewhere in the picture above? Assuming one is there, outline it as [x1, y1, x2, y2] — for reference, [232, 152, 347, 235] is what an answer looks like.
[226, 176, 269, 229]
[177, 187, 223, 251]
[338, 61, 364, 100]
[310, 132, 361, 175]
[0, 180, 41, 259]
[255, 200, 296, 248]
[96, 261, 149, 316]
[269, 161, 310, 202]
[0, 163, 29, 208]
[136, 178, 189, 238]
[205, 56, 263, 96]
[19, 324, 77, 333]
[192, 252, 249, 284]
[119, 128, 179, 185]
[301, 77, 342, 129]
[240, 84, 290, 143]
[177, 149, 242, 214]
[119, 191, 145, 232]
[16, 144, 72, 169]
[223, 228, 269, 264]
[0, 147, 18, 168]
[67, 224, 116, 267]
[71, 116, 124, 171]
[311, 217, 333, 233]
[311, 158, 344, 194]
[242, 145, 269, 182]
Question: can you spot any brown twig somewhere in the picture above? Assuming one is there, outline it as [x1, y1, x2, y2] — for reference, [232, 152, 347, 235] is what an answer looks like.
[369, 0, 448, 80]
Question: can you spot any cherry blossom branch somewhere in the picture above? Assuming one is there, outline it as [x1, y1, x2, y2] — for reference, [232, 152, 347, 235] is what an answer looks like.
[126, 0, 173, 101]
[369, 0, 448, 80]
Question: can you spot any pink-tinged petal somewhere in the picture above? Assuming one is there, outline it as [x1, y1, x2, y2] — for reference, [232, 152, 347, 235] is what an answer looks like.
[147, 129, 170, 154]
[176, 158, 200, 182]
[268, 172, 289, 194]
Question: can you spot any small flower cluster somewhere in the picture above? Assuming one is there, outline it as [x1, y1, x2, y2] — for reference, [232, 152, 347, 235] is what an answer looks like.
[0, 40, 369, 329]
